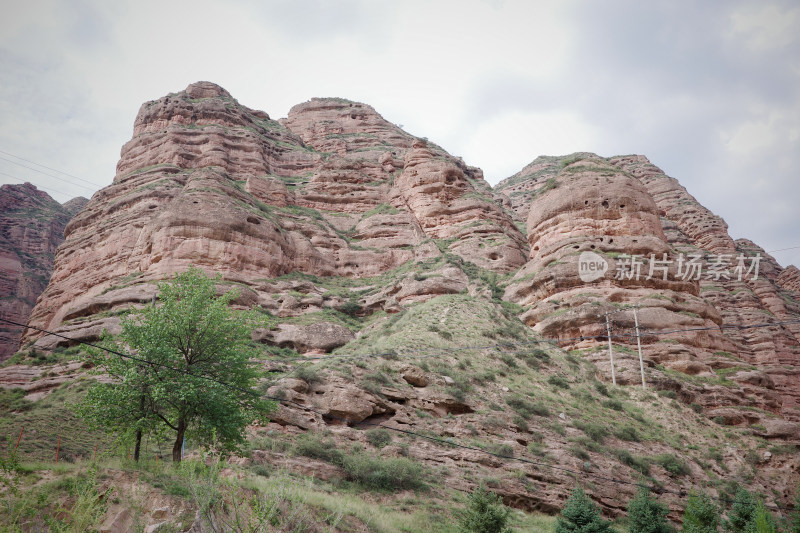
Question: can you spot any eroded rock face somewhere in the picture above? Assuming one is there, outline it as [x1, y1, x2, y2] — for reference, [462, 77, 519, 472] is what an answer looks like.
[0, 183, 86, 359]
[22, 83, 527, 348]
[503, 156, 732, 364]
[393, 140, 528, 271]
[499, 153, 800, 422]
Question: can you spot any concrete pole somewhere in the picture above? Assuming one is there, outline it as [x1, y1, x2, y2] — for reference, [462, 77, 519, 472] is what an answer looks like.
[633, 308, 646, 388]
[605, 313, 616, 386]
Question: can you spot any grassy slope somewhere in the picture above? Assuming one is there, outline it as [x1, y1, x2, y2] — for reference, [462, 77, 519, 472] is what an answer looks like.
[1, 256, 798, 530]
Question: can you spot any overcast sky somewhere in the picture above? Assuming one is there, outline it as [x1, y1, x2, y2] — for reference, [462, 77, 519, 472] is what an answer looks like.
[1, 0, 798, 268]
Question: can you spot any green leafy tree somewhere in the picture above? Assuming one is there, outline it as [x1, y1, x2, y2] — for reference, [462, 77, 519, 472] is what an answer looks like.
[791, 485, 800, 533]
[724, 489, 756, 533]
[79, 267, 274, 462]
[745, 502, 776, 533]
[682, 491, 720, 533]
[459, 484, 513, 533]
[556, 487, 612, 533]
[628, 487, 674, 533]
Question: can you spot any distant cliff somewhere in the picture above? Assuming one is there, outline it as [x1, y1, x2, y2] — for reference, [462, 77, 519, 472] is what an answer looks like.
[0, 183, 86, 358]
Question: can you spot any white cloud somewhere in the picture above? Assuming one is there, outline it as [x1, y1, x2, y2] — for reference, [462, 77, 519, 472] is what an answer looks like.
[460, 109, 599, 180]
[730, 3, 800, 51]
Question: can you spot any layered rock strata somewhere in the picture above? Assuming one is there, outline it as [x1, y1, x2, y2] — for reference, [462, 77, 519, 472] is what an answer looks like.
[499, 153, 800, 423]
[22, 83, 527, 348]
[0, 183, 86, 358]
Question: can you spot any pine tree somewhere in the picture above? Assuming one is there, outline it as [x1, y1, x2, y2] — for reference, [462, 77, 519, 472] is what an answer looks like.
[556, 487, 613, 533]
[628, 487, 673, 533]
[791, 485, 800, 533]
[459, 484, 513, 533]
[745, 502, 776, 533]
[725, 489, 756, 533]
[682, 491, 720, 533]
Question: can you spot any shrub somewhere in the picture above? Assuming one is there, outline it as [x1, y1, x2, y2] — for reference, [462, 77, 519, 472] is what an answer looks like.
[792, 486, 800, 533]
[488, 443, 514, 458]
[657, 389, 677, 399]
[506, 395, 550, 418]
[340, 300, 362, 317]
[602, 399, 623, 411]
[573, 421, 608, 443]
[499, 355, 517, 368]
[293, 365, 321, 384]
[340, 454, 425, 492]
[447, 385, 467, 402]
[594, 382, 610, 397]
[365, 429, 392, 449]
[548, 375, 570, 389]
[682, 491, 720, 533]
[294, 434, 343, 463]
[295, 433, 424, 491]
[612, 449, 650, 475]
[556, 487, 612, 533]
[251, 464, 272, 478]
[627, 487, 673, 533]
[512, 415, 529, 432]
[459, 484, 512, 533]
[528, 442, 547, 456]
[613, 424, 641, 442]
[0, 388, 33, 412]
[690, 403, 703, 413]
[654, 454, 689, 476]
[568, 446, 590, 461]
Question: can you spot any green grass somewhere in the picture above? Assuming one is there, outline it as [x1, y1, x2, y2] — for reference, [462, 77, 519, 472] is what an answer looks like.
[0, 379, 111, 462]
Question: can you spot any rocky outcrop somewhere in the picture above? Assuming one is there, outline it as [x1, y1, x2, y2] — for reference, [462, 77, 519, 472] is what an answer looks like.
[0, 183, 86, 359]
[393, 140, 528, 271]
[4, 83, 800, 518]
[778, 265, 800, 294]
[22, 84, 530, 349]
[503, 156, 733, 366]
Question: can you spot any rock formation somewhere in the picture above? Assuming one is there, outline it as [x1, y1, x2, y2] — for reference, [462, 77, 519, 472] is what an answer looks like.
[22, 83, 527, 348]
[0, 183, 86, 359]
[3, 83, 800, 519]
[498, 153, 800, 423]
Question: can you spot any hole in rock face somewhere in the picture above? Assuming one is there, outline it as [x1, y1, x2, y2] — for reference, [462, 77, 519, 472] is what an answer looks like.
[585, 200, 589, 205]
[148, 205, 157, 209]
[489, 252, 500, 260]
[193, 201, 199, 204]
[601, 200, 609, 208]
[246, 216, 261, 225]
[609, 238, 614, 244]
[351, 114, 357, 119]
[590, 245, 596, 249]
[619, 204, 625, 209]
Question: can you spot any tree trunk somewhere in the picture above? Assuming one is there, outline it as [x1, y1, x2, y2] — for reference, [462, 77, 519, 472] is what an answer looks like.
[173, 418, 187, 462]
[134, 429, 142, 462]
[134, 394, 145, 461]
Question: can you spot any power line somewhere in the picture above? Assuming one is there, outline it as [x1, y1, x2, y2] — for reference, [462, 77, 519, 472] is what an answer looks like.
[0, 149, 99, 188]
[0, 316, 794, 512]
[0, 155, 99, 194]
[0, 171, 81, 200]
[767, 245, 800, 254]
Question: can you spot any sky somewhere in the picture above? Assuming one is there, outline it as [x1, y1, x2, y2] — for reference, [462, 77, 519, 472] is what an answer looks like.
[1, 0, 798, 268]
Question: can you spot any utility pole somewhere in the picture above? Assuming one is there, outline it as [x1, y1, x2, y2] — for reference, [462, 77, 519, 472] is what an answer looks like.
[605, 312, 616, 386]
[633, 307, 646, 388]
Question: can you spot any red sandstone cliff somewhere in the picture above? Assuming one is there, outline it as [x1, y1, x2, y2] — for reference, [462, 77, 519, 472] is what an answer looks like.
[4, 83, 800, 517]
[23, 83, 526, 347]
[0, 183, 86, 359]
